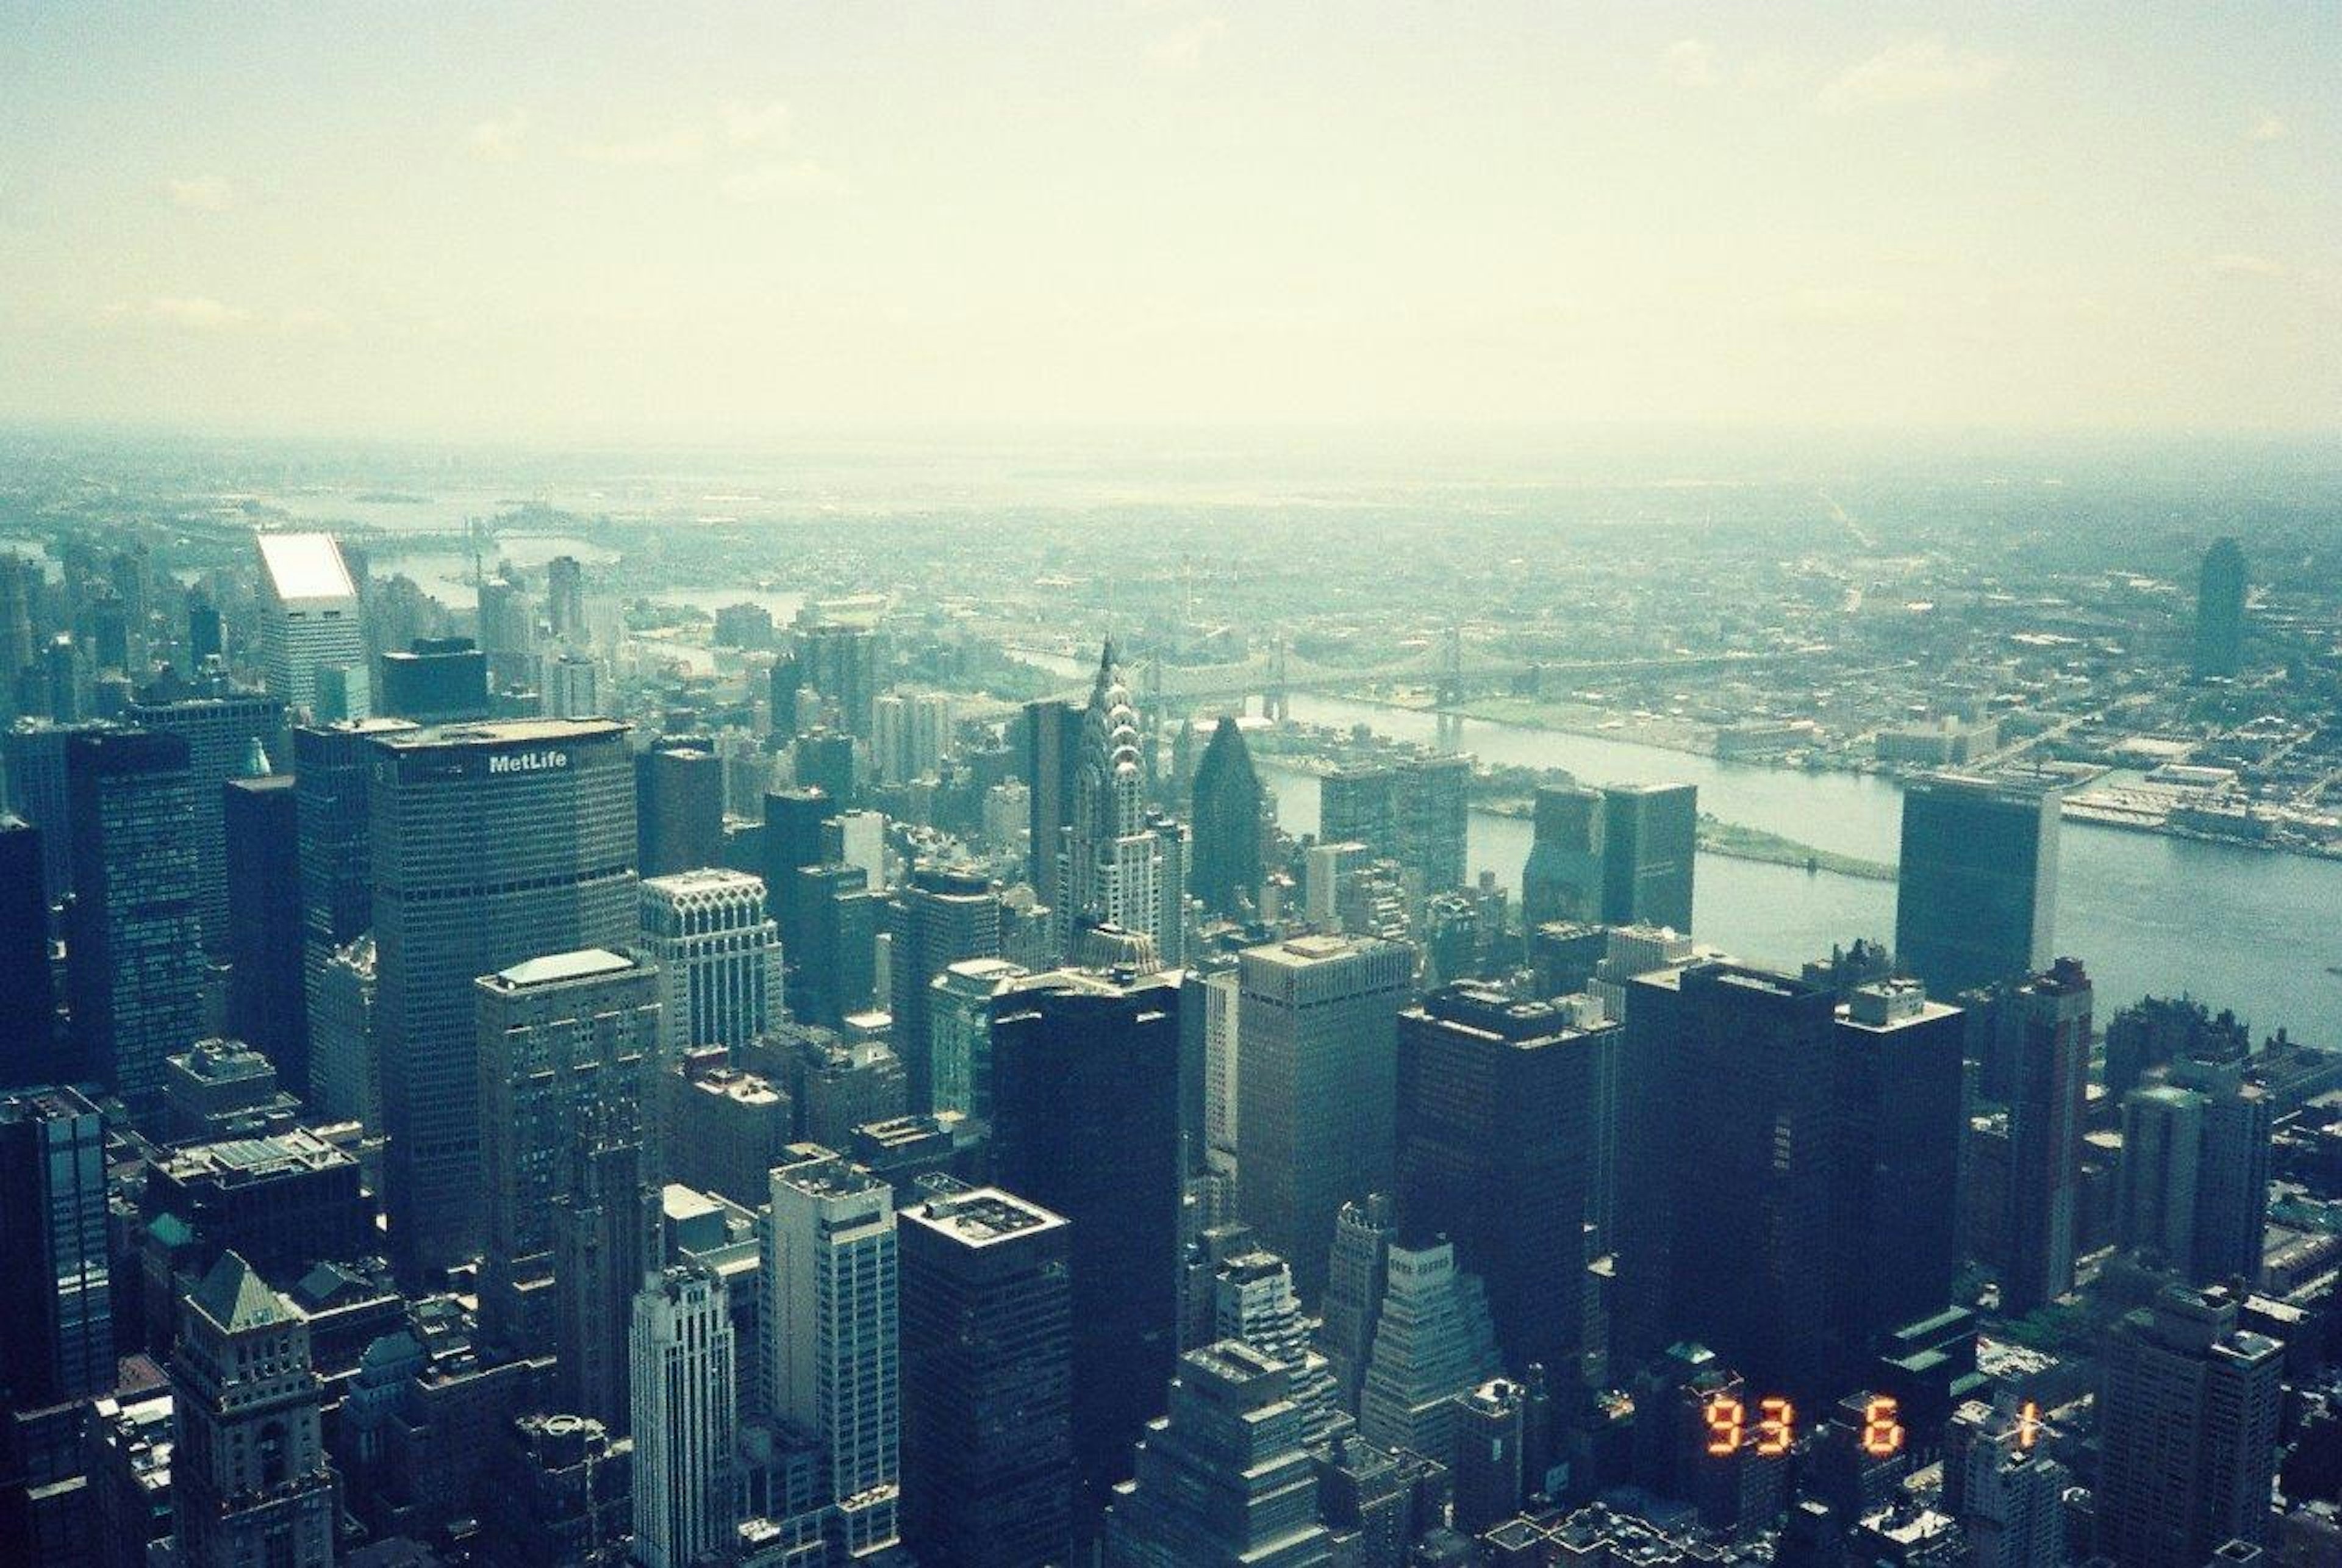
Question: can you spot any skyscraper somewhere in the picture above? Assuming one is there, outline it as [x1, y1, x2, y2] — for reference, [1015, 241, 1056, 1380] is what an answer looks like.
[2096, 1286, 2282, 1568]
[170, 1252, 338, 1568]
[545, 554, 587, 644]
[1520, 783, 1603, 930]
[0, 817, 60, 1088]
[1320, 1194, 1397, 1416]
[1055, 642, 1175, 957]
[1397, 983, 1610, 1378]
[2117, 1084, 2204, 1269]
[476, 948, 659, 1351]
[1320, 756, 1469, 896]
[788, 862, 878, 1028]
[2168, 1056, 2274, 1287]
[898, 1185, 1075, 1568]
[873, 690, 953, 785]
[638, 868, 782, 1062]
[255, 532, 367, 720]
[631, 1264, 739, 1568]
[1189, 716, 1265, 918]
[765, 1147, 901, 1558]
[635, 739, 726, 878]
[795, 621, 881, 738]
[0, 1087, 112, 1409]
[1020, 696, 1081, 912]
[1598, 782, 1696, 932]
[550, 1106, 657, 1433]
[1101, 1341, 1334, 1568]
[886, 863, 1002, 1113]
[1894, 773, 2060, 1001]
[1209, 1245, 1343, 1444]
[223, 771, 306, 1092]
[369, 717, 637, 1275]
[292, 717, 416, 1029]
[1829, 978, 1966, 1361]
[123, 690, 285, 953]
[928, 957, 1027, 1119]
[990, 965, 1183, 1519]
[66, 729, 202, 1125]
[376, 637, 490, 723]
[1617, 960, 1840, 1398]
[1356, 1237, 1502, 1458]
[2194, 536, 2247, 678]
[1237, 934, 1413, 1303]
[2002, 958, 2091, 1314]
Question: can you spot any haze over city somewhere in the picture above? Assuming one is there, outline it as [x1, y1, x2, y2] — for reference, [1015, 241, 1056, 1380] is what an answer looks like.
[3, 2, 2338, 437]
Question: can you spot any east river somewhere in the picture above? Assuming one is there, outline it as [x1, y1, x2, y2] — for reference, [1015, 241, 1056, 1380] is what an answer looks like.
[1251, 695, 2342, 1045]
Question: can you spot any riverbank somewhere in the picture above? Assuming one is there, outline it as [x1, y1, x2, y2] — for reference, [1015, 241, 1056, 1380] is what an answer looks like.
[1477, 797, 1897, 882]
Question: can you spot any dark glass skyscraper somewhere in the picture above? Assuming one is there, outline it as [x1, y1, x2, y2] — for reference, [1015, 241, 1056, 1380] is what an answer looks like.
[223, 772, 306, 1092]
[2193, 535, 2247, 678]
[1598, 782, 1696, 932]
[369, 718, 637, 1276]
[1828, 978, 1965, 1359]
[1617, 960, 1839, 1399]
[66, 729, 202, 1125]
[990, 966, 1183, 1524]
[1397, 982, 1611, 1379]
[898, 1185, 1075, 1568]
[0, 816, 59, 1088]
[1894, 773, 2058, 1001]
[795, 620, 881, 737]
[0, 1086, 112, 1409]
[1020, 697, 1081, 914]
[634, 739, 726, 877]
[1189, 716, 1264, 918]
[1520, 783, 1603, 930]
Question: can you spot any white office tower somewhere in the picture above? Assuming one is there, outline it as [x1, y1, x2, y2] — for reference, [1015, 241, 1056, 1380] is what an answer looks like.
[1356, 1238, 1500, 1459]
[766, 1147, 901, 1559]
[833, 807, 887, 893]
[873, 692, 953, 786]
[639, 870, 783, 1062]
[309, 934, 379, 1131]
[1213, 1248, 1345, 1445]
[255, 532, 366, 718]
[631, 1263, 739, 1568]
[1202, 965, 1241, 1177]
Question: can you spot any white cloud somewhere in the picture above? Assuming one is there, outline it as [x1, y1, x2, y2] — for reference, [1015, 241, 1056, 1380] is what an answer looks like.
[167, 174, 234, 210]
[1818, 35, 2008, 113]
[1149, 16, 1227, 70]
[575, 127, 708, 167]
[2247, 110, 2286, 143]
[722, 100, 791, 147]
[720, 160, 851, 203]
[468, 109, 531, 162]
[1660, 38, 1721, 90]
[2208, 252, 2286, 278]
[102, 296, 253, 331]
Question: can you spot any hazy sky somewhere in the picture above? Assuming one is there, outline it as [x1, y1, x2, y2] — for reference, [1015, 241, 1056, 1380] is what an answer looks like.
[2, 3, 2335, 438]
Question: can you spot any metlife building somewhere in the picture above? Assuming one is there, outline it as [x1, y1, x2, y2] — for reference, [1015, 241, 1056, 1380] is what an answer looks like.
[368, 718, 639, 1275]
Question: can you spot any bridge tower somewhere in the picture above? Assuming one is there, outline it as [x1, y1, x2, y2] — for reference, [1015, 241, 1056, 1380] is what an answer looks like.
[1434, 624, 1465, 749]
[1264, 636, 1289, 724]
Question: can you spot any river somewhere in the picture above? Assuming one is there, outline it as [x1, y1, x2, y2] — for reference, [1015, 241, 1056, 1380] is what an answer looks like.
[1248, 694, 2342, 1045]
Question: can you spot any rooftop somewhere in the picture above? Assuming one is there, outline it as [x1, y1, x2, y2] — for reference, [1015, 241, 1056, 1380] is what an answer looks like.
[371, 717, 626, 750]
[905, 1187, 1067, 1247]
[485, 948, 637, 990]
[256, 532, 357, 604]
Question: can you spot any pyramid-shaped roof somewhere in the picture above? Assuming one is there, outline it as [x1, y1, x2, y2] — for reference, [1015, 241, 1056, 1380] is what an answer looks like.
[186, 1250, 299, 1334]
